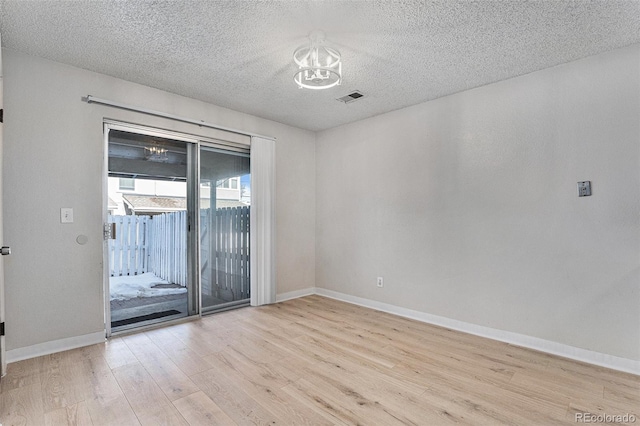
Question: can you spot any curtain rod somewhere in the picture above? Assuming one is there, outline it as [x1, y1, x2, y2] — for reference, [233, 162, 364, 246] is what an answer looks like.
[82, 95, 276, 141]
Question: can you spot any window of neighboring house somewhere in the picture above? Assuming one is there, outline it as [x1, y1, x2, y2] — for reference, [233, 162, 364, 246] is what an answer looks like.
[218, 177, 239, 189]
[119, 178, 135, 191]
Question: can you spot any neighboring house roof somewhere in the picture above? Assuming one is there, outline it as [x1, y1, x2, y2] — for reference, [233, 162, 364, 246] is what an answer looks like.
[108, 197, 119, 210]
[122, 194, 247, 213]
[124, 194, 186, 211]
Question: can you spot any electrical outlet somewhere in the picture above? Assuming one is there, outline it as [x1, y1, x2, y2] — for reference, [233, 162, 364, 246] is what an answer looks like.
[377, 277, 384, 288]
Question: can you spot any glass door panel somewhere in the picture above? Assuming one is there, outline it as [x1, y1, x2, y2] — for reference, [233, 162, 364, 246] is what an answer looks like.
[107, 129, 193, 332]
[199, 146, 250, 313]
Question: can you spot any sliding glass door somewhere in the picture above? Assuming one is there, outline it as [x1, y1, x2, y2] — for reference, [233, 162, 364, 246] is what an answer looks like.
[106, 128, 198, 333]
[199, 145, 251, 313]
[104, 121, 252, 334]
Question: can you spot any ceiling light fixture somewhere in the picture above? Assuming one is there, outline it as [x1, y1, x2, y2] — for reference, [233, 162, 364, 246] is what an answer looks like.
[144, 143, 169, 162]
[293, 30, 342, 90]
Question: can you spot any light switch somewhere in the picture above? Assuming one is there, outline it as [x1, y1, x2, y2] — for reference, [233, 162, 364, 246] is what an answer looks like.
[60, 208, 74, 223]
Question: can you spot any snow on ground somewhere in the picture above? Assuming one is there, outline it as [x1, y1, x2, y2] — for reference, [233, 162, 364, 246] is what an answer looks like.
[110, 272, 187, 301]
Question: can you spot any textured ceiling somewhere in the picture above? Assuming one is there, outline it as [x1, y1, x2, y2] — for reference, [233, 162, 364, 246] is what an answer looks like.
[1, 1, 639, 132]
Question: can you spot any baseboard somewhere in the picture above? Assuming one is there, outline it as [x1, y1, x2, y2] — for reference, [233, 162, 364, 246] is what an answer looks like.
[6, 331, 105, 363]
[282, 287, 639, 376]
[8, 290, 638, 375]
[276, 287, 317, 303]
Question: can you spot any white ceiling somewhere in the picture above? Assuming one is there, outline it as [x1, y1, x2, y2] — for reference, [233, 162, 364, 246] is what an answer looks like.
[1, 1, 639, 132]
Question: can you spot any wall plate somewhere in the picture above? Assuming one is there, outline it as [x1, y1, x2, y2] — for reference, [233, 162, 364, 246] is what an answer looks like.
[577, 181, 591, 197]
[60, 207, 74, 223]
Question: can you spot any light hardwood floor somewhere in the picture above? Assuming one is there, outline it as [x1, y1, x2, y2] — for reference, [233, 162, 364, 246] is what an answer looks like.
[1, 295, 638, 425]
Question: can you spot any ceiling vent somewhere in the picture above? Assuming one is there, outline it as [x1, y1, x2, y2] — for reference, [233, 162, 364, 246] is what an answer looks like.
[337, 91, 364, 104]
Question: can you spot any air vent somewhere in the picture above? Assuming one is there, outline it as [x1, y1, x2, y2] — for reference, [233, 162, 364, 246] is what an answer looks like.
[337, 91, 365, 104]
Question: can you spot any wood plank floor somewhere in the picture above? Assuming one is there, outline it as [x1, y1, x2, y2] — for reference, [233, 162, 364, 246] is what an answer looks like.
[1, 295, 638, 425]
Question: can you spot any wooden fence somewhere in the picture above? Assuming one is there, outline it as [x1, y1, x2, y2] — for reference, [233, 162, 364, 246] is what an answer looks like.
[148, 210, 188, 287]
[201, 206, 250, 303]
[108, 207, 250, 299]
[108, 212, 187, 286]
[108, 215, 150, 277]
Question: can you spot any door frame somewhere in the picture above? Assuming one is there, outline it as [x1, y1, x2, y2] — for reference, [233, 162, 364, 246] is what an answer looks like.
[0, 32, 5, 377]
[102, 120, 252, 337]
[103, 121, 202, 337]
[198, 143, 251, 314]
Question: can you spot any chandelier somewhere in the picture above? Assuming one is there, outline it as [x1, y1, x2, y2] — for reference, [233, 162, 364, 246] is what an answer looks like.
[293, 30, 342, 90]
[144, 143, 169, 163]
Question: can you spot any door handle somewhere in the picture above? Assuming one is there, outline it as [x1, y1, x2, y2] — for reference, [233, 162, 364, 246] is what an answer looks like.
[1, 246, 11, 256]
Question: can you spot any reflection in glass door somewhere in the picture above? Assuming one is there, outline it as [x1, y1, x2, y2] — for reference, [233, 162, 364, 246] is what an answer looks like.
[199, 146, 251, 313]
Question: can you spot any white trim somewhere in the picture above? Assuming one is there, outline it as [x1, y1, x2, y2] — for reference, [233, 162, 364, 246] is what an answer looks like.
[103, 124, 112, 337]
[279, 287, 640, 376]
[6, 331, 105, 363]
[276, 287, 317, 303]
[9, 288, 637, 375]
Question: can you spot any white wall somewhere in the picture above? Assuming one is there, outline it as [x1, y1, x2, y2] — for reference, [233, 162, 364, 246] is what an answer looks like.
[3, 49, 316, 352]
[316, 44, 640, 361]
